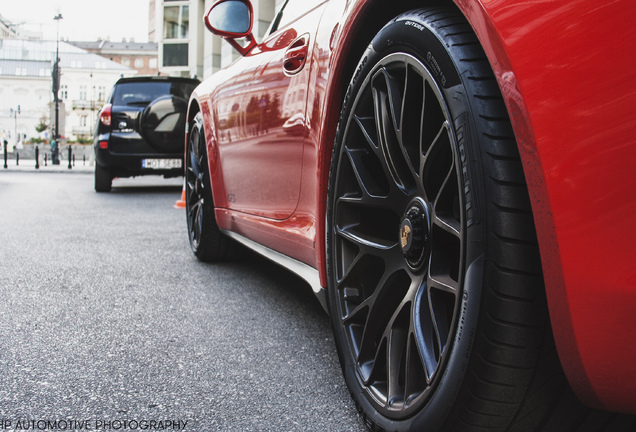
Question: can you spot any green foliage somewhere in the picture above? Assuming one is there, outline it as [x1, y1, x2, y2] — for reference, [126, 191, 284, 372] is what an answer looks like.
[35, 116, 48, 134]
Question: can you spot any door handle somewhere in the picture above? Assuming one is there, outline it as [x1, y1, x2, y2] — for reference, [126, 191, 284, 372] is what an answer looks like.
[283, 34, 310, 75]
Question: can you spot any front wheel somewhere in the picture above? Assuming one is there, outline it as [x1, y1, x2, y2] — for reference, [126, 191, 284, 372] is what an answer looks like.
[326, 8, 625, 432]
[185, 112, 236, 262]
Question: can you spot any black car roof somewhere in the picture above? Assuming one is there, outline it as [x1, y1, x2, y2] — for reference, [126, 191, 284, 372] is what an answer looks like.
[114, 76, 200, 85]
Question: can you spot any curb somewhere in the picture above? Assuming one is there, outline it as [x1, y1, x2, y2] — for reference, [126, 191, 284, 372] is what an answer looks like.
[1, 159, 94, 174]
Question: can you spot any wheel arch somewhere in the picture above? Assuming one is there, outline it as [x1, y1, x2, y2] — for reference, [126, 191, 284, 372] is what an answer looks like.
[315, 0, 453, 295]
[186, 94, 228, 212]
[314, 0, 595, 411]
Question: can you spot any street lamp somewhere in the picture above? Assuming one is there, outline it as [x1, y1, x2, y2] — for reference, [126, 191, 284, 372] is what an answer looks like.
[52, 13, 63, 165]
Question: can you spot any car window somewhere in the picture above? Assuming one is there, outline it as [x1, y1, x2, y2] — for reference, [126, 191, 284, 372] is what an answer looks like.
[274, 0, 326, 31]
[112, 81, 198, 106]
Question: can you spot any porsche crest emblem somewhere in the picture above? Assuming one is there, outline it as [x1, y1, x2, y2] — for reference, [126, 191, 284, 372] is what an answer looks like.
[400, 224, 412, 249]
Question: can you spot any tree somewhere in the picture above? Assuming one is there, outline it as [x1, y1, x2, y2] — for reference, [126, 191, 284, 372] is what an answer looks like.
[35, 116, 48, 134]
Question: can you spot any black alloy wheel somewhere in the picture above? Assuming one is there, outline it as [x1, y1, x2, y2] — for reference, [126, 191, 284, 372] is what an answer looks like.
[330, 51, 463, 419]
[326, 7, 631, 432]
[186, 112, 235, 262]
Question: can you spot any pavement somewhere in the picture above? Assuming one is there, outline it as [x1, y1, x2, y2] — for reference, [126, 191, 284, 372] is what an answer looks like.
[1, 157, 94, 173]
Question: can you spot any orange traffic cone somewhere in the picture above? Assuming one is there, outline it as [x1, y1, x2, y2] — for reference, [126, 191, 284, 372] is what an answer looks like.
[175, 182, 186, 209]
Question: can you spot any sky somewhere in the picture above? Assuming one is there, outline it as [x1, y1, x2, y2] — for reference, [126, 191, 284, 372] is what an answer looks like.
[1, 0, 151, 43]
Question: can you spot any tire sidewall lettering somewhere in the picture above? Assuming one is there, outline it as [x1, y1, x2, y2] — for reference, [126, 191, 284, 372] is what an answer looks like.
[372, 20, 461, 89]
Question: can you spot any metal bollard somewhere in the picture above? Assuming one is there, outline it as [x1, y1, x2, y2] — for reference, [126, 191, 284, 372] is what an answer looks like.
[83, 155, 86, 166]
[44, 153, 48, 166]
[3, 141, 7, 169]
[16, 152, 19, 166]
[67, 146, 72, 169]
[35, 146, 40, 169]
[72, 154, 75, 167]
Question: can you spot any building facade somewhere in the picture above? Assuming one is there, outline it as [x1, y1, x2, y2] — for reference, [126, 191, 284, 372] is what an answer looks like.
[0, 39, 134, 147]
[70, 40, 159, 76]
[153, 0, 284, 80]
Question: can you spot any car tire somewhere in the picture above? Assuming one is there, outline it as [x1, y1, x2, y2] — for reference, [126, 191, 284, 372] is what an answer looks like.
[186, 112, 237, 262]
[95, 164, 112, 192]
[326, 7, 633, 432]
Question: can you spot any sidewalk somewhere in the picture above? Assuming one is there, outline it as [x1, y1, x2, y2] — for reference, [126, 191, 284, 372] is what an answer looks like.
[1, 157, 94, 174]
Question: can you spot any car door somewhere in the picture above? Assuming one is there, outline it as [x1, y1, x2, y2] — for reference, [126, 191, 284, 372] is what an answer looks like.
[213, 0, 328, 220]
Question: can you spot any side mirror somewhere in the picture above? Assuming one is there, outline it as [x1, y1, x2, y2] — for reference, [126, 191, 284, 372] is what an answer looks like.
[204, 0, 256, 56]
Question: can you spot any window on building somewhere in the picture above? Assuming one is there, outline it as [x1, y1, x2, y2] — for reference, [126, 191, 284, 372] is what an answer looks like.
[80, 85, 87, 101]
[79, 115, 87, 127]
[163, 43, 188, 67]
[134, 58, 144, 68]
[164, 5, 189, 39]
[60, 84, 68, 100]
[98, 86, 106, 101]
[149, 58, 158, 69]
[121, 58, 131, 67]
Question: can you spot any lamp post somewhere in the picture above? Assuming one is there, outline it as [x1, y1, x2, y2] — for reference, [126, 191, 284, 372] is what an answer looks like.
[52, 13, 63, 165]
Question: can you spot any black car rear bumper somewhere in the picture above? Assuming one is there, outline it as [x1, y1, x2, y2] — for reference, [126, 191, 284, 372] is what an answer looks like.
[94, 133, 183, 178]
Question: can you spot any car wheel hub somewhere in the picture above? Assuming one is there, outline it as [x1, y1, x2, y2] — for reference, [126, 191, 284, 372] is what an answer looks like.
[400, 199, 429, 270]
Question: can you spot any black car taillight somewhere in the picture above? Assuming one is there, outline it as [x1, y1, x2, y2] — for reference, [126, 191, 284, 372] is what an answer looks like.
[99, 104, 112, 127]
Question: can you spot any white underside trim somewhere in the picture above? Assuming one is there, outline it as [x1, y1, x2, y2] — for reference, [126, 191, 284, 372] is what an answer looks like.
[221, 229, 328, 313]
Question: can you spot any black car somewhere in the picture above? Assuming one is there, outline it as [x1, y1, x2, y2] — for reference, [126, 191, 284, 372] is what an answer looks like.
[93, 76, 199, 192]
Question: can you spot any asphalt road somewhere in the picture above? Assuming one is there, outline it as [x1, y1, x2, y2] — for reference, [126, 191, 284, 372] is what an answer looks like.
[0, 172, 365, 432]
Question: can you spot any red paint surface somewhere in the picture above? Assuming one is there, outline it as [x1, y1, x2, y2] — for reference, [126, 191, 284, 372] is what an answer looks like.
[455, 0, 636, 412]
[190, 0, 636, 412]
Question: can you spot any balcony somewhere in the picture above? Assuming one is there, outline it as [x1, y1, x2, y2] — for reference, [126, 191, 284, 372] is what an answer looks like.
[72, 100, 101, 111]
[72, 127, 92, 137]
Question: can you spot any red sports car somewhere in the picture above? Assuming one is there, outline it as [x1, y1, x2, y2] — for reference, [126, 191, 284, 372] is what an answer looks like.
[185, 0, 636, 430]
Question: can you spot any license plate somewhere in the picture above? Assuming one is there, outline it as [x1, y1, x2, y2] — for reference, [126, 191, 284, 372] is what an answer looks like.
[142, 159, 182, 169]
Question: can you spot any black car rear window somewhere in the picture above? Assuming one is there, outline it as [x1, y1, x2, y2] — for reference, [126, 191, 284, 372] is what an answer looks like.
[112, 81, 197, 106]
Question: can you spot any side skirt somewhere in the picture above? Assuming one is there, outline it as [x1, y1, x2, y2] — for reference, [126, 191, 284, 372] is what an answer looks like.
[221, 229, 328, 313]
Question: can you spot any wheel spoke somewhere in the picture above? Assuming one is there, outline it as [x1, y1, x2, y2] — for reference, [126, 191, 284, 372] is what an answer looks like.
[413, 282, 439, 382]
[372, 68, 417, 194]
[186, 118, 207, 250]
[195, 200, 203, 243]
[385, 300, 412, 408]
[189, 148, 200, 178]
[404, 331, 427, 403]
[341, 146, 410, 210]
[355, 270, 414, 382]
[188, 200, 201, 246]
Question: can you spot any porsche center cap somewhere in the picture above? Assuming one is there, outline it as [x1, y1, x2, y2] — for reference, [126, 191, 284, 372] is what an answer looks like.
[399, 200, 430, 269]
[400, 218, 414, 253]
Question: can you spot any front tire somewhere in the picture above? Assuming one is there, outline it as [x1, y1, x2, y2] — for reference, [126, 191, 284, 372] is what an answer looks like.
[186, 112, 236, 262]
[326, 8, 629, 432]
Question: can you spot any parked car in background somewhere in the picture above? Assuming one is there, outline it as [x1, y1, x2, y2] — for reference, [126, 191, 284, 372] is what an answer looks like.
[93, 76, 199, 192]
[185, 0, 636, 430]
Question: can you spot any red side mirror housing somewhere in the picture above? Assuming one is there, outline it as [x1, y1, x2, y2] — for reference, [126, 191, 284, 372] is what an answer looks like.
[204, 0, 256, 56]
